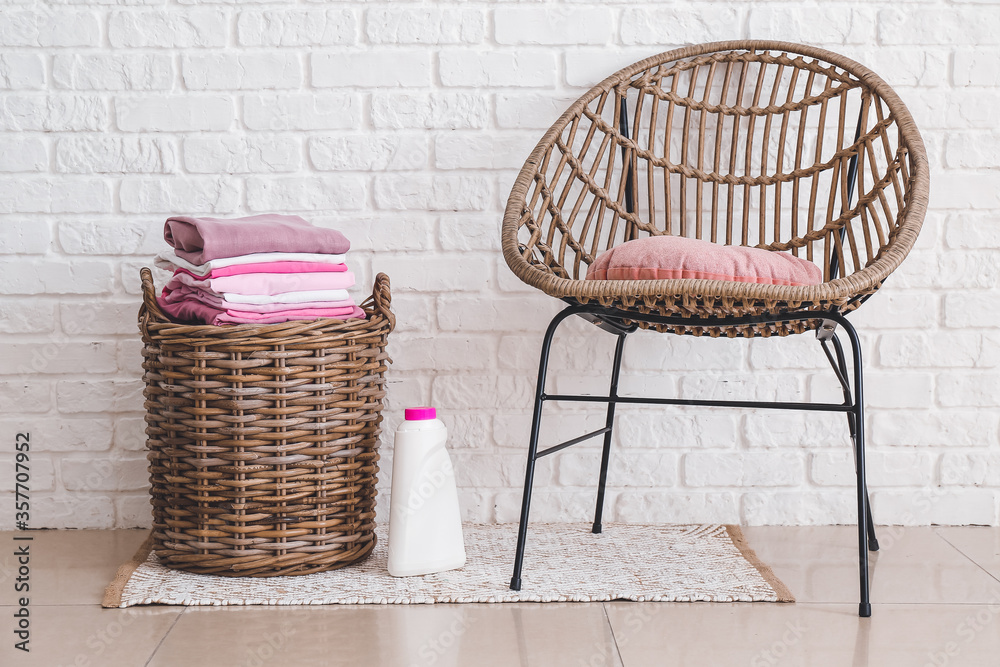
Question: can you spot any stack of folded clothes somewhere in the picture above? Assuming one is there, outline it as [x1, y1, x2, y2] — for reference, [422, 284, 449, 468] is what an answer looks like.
[154, 213, 365, 325]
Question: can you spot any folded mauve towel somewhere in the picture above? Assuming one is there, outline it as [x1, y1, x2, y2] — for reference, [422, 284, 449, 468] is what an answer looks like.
[165, 270, 356, 296]
[163, 214, 351, 265]
[155, 250, 347, 277]
[157, 296, 365, 326]
[161, 284, 356, 313]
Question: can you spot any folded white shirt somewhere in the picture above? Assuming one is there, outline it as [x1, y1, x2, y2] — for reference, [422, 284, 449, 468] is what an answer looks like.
[155, 250, 348, 276]
[222, 289, 351, 305]
[166, 268, 355, 296]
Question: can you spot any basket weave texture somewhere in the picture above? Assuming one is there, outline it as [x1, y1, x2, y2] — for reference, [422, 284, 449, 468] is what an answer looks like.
[501, 41, 929, 337]
[138, 267, 394, 577]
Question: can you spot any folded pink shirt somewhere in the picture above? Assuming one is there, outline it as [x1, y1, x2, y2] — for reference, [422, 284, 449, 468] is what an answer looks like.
[161, 284, 357, 314]
[173, 261, 349, 279]
[164, 214, 351, 265]
[154, 250, 348, 278]
[165, 270, 356, 296]
[157, 296, 365, 325]
[224, 306, 365, 322]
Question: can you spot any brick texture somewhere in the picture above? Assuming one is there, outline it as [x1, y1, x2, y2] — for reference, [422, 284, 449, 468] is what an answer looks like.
[0, 1, 994, 529]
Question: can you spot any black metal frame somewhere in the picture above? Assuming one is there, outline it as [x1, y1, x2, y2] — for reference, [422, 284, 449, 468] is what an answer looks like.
[507, 305, 879, 617]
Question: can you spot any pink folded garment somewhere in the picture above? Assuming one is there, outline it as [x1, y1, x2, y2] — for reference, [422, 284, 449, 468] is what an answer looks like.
[165, 270, 356, 296]
[155, 250, 348, 277]
[220, 305, 365, 322]
[161, 284, 357, 314]
[157, 295, 365, 326]
[164, 214, 351, 265]
[587, 235, 822, 286]
[223, 306, 365, 321]
[173, 261, 348, 280]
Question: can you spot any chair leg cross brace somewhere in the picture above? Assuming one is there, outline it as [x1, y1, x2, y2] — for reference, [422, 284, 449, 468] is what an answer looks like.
[509, 304, 877, 618]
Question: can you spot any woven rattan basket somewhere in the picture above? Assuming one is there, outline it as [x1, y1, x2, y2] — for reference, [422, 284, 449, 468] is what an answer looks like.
[137, 267, 394, 577]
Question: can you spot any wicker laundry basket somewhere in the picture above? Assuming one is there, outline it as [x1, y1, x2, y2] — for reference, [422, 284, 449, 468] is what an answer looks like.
[137, 267, 394, 576]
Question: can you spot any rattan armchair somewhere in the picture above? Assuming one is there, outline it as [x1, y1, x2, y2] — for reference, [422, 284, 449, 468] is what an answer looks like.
[501, 41, 929, 617]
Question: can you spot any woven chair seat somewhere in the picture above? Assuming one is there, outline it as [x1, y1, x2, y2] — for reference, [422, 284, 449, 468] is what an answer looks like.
[501, 41, 929, 337]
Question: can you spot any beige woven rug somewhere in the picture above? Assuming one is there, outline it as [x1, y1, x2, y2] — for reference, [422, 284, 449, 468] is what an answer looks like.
[103, 523, 793, 608]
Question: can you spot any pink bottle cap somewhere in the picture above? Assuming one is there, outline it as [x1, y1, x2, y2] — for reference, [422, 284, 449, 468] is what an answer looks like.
[404, 407, 437, 421]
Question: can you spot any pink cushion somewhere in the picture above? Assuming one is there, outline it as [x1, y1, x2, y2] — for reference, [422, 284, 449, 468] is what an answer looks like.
[586, 236, 822, 286]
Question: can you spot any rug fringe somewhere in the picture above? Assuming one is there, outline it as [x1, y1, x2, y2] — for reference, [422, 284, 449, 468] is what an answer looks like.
[102, 531, 155, 609]
[725, 525, 795, 603]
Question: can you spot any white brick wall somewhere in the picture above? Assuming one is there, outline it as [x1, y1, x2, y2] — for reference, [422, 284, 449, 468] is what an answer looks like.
[1, 1, 997, 530]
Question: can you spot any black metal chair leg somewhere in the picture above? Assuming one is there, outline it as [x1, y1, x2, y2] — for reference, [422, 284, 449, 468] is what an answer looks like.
[847, 411, 879, 551]
[510, 308, 576, 591]
[830, 334, 879, 552]
[839, 319, 872, 618]
[593, 333, 628, 534]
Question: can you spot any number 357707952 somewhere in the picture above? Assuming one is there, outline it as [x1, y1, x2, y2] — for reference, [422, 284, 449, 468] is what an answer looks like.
[15, 433, 29, 527]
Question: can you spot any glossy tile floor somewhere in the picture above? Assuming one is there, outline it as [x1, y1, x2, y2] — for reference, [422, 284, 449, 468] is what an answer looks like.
[2, 526, 999, 666]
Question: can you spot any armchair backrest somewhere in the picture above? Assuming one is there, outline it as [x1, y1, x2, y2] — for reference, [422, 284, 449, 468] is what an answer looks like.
[508, 41, 928, 285]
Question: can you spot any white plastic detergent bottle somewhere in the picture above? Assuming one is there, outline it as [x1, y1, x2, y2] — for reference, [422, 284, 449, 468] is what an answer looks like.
[387, 407, 466, 577]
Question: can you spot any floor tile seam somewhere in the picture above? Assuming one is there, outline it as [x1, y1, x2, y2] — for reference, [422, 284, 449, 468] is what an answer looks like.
[144, 605, 188, 667]
[605, 601, 987, 608]
[0, 600, 986, 609]
[772, 601, 1000, 607]
[602, 602, 627, 667]
[743, 526, 1000, 606]
[932, 528, 1000, 587]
